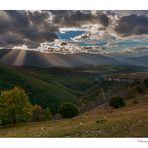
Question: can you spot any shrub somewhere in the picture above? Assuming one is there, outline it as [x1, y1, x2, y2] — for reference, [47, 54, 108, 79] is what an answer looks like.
[32, 105, 44, 121]
[144, 78, 148, 88]
[109, 96, 125, 108]
[134, 83, 144, 93]
[0, 87, 32, 124]
[32, 105, 51, 121]
[44, 107, 52, 120]
[133, 99, 139, 104]
[127, 87, 135, 98]
[59, 102, 79, 118]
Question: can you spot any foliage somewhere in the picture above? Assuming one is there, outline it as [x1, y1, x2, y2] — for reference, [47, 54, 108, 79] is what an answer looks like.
[59, 102, 79, 118]
[127, 87, 136, 98]
[144, 78, 148, 88]
[0, 64, 95, 114]
[44, 107, 52, 120]
[109, 96, 125, 108]
[32, 105, 44, 121]
[0, 87, 32, 124]
[32, 105, 51, 121]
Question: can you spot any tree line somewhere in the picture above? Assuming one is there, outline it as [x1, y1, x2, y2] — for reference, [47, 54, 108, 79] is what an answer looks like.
[0, 86, 79, 125]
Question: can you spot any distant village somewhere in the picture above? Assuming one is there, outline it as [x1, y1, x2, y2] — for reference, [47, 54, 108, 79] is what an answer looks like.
[101, 75, 141, 84]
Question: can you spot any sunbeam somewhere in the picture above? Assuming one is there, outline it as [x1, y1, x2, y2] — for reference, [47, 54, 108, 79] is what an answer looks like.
[13, 49, 27, 66]
[42, 53, 71, 67]
[0, 49, 20, 65]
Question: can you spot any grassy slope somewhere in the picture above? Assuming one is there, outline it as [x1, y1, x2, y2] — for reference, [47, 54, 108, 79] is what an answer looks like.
[0, 65, 74, 113]
[0, 64, 148, 137]
[0, 64, 96, 113]
[17, 67, 96, 95]
[0, 92, 148, 137]
[79, 71, 148, 104]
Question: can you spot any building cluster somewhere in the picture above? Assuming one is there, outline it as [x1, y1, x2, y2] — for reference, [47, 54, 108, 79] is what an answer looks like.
[102, 76, 140, 84]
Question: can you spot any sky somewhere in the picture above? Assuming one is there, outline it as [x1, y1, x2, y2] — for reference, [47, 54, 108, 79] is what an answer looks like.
[0, 10, 148, 57]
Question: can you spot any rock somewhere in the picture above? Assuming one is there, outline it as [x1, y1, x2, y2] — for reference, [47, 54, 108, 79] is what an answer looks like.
[138, 120, 142, 123]
[98, 130, 102, 134]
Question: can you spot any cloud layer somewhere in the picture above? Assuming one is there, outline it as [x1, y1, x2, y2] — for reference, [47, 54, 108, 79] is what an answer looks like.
[114, 14, 148, 36]
[1, 10, 148, 57]
[0, 10, 58, 48]
[0, 10, 112, 48]
[50, 10, 110, 28]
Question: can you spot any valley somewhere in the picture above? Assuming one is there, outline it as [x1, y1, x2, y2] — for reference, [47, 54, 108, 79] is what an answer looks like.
[0, 49, 148, 137]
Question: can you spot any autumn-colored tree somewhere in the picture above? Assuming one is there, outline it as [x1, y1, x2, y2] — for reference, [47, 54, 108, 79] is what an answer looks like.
[0, 87, 32, 125]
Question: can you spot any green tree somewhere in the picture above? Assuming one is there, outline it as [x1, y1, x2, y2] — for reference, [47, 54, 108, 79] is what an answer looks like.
[0, 87, 32, 124]
[59, 102, 79, 118]
[109, 96, 125, 108]
[44, 107, 52, 120]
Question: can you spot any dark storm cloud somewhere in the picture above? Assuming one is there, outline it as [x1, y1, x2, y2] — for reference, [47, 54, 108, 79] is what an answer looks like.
[0, 10, 58, 48]
[114, 14, 148, 36]
[27, 11, 58, 31]
[50, 10, 110, 28]
[0, 10, 111, 48]
[0, 35, 24, 46]
[93, 11, 109, 27]
[50, 10, 93, 27]
[1, 10, 148, 49]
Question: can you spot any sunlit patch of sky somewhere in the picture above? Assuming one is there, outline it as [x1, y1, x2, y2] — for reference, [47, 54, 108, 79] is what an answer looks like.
[54, 30, 148, 56]
[56, 30, 86, 40]
[105, 39, 148, 51]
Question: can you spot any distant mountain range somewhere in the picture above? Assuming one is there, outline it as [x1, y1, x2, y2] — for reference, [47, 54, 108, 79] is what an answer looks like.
[126, 56, 148, 66]
[0, 49, 147, 68]
[0, 49, 121, 67]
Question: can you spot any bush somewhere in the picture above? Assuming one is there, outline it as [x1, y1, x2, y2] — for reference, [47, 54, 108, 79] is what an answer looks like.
[32, 105, 44, 121]
[44, 107, 52, 120]
[32, 105, 51, 121]
[144, 78, 148, 88]
[109, 96, 125, 108]
[59, 102, 79, 118]
[0, 87, 32, 124]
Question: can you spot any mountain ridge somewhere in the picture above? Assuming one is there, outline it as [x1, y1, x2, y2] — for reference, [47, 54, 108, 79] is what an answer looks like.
[0, 49, 125, 68]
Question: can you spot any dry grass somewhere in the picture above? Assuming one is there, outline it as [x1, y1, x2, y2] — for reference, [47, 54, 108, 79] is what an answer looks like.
[0, 93, 148, 137]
